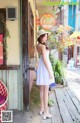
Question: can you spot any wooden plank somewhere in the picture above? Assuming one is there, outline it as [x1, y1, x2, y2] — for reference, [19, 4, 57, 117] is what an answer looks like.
[0, 65, 20, 70]
[17, 69, 23, 110]
[22, 0, 29, 109]
[8, 70, 14, 109]
[2, 70, 7, 85]
[63, 88, 80, 122]
[49, 91, 63, 123]
[67, 78, 80, 107]
[0, 70, 3, 80]
[6, 70, 9, 109]
[55, 88, 74, 123]
[13, 70, 18, 109]
[8, 70, 18, 109]
[0, 69, 22, 110]
[66, 88, 80, 113]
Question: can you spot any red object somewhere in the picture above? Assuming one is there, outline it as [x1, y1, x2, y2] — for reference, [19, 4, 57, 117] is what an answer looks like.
[77, 36, 80, 39]
[0, 95, 6, 105]
[0, 34, 3, 65]
[0, 45, 3, 65]
[36, 17, 40, 25]
[0, 34, 3, 43]
[0, 80, 8, 122]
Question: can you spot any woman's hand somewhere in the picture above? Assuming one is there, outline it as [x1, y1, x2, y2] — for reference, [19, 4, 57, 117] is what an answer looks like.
[49, 72, 54, 80]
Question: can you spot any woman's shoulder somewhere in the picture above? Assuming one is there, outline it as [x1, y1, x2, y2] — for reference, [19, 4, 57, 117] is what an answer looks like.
[36, 43, 45, 49]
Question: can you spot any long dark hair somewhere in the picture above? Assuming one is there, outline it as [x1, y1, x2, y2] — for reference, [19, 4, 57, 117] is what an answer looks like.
[37, 34, 49, 50]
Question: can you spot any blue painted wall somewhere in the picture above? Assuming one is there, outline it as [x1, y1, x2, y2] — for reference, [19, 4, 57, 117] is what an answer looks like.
[61, 0, 77, 2]
[69, 0, 77, 2]
[68, 5, 76, 30]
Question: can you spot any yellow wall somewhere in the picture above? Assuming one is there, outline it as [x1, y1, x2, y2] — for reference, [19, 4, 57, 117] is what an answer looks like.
[0, 0, 20, 65]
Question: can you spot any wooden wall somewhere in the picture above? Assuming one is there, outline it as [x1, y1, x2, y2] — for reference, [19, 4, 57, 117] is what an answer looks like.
[0, 67, 21, 109]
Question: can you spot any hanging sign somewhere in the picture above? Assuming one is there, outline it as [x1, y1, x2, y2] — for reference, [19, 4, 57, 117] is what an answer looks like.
[40, 14, 56, 30]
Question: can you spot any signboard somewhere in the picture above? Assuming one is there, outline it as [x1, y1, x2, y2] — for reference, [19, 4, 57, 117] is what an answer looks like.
[40, 14, 56, 30]
[0, 34, 3, 65]
[36, 14, 56, 30]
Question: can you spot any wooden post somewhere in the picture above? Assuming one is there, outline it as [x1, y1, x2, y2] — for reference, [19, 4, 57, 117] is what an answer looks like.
[22, 0, 30, 110]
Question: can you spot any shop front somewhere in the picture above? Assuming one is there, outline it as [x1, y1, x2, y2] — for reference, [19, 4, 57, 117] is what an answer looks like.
[0, 0, 36, 110]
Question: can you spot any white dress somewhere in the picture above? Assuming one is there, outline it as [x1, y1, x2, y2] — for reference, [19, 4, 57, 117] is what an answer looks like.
[36, 49, 56, 86]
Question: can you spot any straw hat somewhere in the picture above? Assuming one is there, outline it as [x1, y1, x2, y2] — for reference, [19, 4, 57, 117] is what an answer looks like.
[37, 29, 50, 40]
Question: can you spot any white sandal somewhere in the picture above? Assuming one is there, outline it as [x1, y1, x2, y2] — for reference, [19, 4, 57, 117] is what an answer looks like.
[39, 110, 44, 115]
[39, 107, 44, 115]
[42, 113, 52, 120]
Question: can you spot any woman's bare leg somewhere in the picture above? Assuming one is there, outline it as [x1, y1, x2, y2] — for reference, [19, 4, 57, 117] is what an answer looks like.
[43, 85, 49, 113]
[30, 70, 36, 92]
[42, 85, 52, 119]
[40, 85, 44, 111]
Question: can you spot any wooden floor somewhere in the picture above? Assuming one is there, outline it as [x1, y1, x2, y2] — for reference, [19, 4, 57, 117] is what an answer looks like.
[14, 69, 80, 123]
[13, 69, 80, 123]
[14, 87, 80, 123]
[55, 88, 80, 123]
[28, 89, 62, 123]
[28, 87, 80, 123]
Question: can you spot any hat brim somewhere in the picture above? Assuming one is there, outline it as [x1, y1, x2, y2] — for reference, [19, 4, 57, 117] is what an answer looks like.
[37, 31, 51, 40]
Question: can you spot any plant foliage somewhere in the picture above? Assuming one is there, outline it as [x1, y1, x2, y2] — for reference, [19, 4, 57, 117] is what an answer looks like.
[49, 54, 65, 84]
[0, 14, 10, 64]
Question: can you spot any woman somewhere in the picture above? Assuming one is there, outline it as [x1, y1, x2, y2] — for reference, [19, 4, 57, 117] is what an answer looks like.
[36, 29, 56, 120]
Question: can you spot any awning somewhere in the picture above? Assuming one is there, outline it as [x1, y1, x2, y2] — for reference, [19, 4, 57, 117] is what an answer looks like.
[70, 32, 80, 38]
